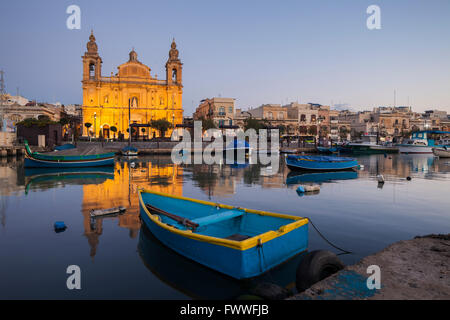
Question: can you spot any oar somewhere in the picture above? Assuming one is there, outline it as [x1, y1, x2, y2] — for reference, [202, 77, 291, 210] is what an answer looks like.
[145, 204, 199, 230]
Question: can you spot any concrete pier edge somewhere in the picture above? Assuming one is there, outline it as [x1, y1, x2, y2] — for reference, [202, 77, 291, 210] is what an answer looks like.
[289, 234, 450, 300]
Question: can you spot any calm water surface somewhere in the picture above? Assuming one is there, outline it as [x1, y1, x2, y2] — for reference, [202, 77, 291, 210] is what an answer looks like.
[0, 154, 449, 299]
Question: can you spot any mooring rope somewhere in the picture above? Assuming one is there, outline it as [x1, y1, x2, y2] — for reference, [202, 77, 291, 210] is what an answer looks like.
[306, 217, 353, 254]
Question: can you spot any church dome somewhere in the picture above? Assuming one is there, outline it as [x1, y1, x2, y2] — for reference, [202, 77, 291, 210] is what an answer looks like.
[117, 49, 151, 79]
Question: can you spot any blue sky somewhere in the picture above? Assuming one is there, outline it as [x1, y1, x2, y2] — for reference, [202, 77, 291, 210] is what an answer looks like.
[1, 0, 449, 114]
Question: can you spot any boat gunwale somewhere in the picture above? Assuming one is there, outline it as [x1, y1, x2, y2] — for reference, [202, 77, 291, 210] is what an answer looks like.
[24, 141, 115, 162]
[138, 189, 308, 251]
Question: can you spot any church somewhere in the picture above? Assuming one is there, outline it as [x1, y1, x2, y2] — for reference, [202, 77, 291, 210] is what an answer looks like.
[81, 31, 183, 139]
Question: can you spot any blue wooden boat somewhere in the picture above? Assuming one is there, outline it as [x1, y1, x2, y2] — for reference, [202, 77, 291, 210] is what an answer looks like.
[286, 155, 358, 171]
[139, 189, 309, 279]
[138, 223, 306, 299]
[121, 145, 139, 156]
[24, 140, 115, 168]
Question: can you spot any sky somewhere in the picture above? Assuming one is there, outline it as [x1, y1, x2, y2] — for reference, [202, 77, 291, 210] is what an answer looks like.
[0, 0, 449, 115]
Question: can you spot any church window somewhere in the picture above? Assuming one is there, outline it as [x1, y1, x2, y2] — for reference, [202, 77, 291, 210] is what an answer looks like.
[130, 97, 138, 108]
[89, 63, 95, 79]
[172, 69, 177, 81]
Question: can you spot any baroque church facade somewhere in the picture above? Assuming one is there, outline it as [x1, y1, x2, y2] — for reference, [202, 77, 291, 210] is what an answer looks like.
[81, 31, 183, 139]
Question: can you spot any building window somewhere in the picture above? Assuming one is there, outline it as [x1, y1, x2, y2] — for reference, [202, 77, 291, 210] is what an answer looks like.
[311, 115, 317, 123]
[228, 107, 233, 113]
[219, 107, 225, 116]
[300, 114, 306, 122]
[279, 112, 284, 120]
[268, 112, 273, 119]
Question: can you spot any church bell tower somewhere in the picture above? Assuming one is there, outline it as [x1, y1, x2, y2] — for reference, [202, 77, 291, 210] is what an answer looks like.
[82, 30, 102, 82]
[165, 39, 182, 85]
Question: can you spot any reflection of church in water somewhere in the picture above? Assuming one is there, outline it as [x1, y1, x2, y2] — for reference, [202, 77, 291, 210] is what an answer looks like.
[81, 160, 183, 258]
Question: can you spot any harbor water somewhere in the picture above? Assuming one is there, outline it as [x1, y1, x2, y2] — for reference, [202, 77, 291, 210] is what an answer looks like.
[0, 154, 449, 299]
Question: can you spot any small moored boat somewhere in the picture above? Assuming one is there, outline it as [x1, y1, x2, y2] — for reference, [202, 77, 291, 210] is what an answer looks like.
[316, 146, 338, 154]
[286, 155, 358, 171]
[432, 147, 450, 158]
[24, 140, 115, 168]
[121, 146, 139, 156]
[139, 189, 309, 279]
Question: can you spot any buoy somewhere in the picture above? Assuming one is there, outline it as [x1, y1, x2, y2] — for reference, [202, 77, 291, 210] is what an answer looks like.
[54, 221, 67, 233]
[376, 174, 385, 183]
[297, 185, 320, 193]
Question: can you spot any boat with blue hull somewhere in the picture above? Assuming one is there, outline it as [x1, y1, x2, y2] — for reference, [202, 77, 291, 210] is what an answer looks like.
[24, 140, 115, 168]
[139, 189, 309, 279]
[316, 146, 338, 154]
[286, 170, 358, 184]
[138, 223, 307, 300]
[286, 155, 358, 171]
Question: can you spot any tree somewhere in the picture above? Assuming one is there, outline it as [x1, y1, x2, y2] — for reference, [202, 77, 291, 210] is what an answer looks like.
[38, 115, 51, 122]
[201, 117, 217, 131]
[299, 126, 308, 135]
[277, 125, 287, 135]
[150, 119, 173, 137]
[244, 118, 265, 131]
[84, 122, 92, 136]
[307, 126, 317, 136]
[59, 117, 70, 126]
[319, 126, 328, 137]
[17, 117, 57, 128]
[339, 126, 348, 141]
[110, 126, 117, 139]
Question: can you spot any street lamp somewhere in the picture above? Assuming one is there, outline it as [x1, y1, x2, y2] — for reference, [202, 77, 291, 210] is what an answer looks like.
[172, 112, 175, 139]
[94, 112, 97, 139]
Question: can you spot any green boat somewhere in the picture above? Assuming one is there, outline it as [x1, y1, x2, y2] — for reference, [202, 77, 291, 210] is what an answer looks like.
[349, 135, 398, 154]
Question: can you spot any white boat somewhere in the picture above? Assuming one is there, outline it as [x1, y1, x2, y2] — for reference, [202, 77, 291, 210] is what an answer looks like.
[397, 131, 450, 154]
[432, 147, 450, 158]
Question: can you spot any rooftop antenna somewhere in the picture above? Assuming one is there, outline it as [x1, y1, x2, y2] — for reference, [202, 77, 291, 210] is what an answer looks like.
[394, 90, 396, 108]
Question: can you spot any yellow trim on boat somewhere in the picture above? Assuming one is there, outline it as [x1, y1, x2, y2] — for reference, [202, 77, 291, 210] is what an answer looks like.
[138, 189, 308, 251]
